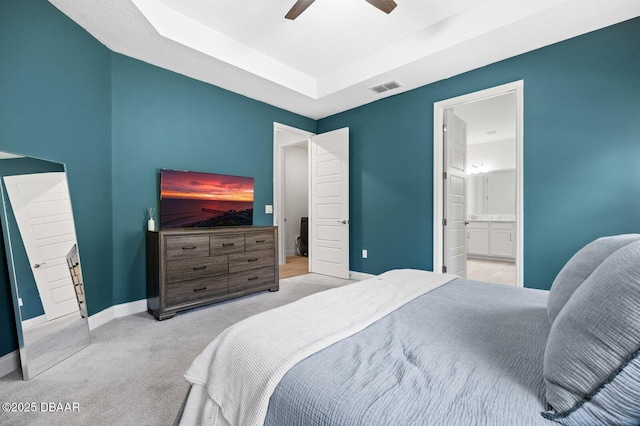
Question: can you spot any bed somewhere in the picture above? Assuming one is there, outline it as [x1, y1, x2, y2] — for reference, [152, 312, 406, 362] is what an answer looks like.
[177, 234, 640, 426]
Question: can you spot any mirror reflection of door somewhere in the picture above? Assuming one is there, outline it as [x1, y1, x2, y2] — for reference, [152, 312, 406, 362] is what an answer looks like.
[4, 173, 83, 321]
[0, 153, 90, 380]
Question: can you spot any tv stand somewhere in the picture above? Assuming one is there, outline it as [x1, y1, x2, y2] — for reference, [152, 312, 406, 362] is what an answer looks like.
[146, 226, 279, 320]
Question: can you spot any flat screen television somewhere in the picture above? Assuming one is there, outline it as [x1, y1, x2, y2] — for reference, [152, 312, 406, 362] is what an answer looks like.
[159, 169, 254, 229]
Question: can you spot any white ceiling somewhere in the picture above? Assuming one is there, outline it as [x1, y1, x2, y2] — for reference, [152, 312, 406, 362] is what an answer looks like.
[49, 0, 640, 119]
[454, 93, 516, 145]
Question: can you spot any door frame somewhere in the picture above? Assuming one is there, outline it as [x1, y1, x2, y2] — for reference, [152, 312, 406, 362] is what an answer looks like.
[273, 122, 314, 266]
[433, 81, 524, 286]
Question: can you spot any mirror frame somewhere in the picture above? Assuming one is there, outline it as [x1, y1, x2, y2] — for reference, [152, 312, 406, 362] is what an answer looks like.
[0, 151, 90, 380]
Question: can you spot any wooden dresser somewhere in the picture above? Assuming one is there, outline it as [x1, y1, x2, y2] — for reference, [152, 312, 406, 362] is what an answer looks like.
[146, 226, 279, 320]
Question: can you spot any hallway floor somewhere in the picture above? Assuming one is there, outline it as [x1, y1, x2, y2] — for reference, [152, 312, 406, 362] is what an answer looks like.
[279, 255, 309, 279]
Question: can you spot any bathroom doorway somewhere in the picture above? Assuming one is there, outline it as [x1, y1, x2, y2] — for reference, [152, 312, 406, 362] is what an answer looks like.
[433, 81, 523, 286]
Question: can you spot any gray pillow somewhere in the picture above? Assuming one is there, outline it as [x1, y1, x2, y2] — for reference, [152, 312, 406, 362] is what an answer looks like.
[547, 234, 640, 324]
[543, 239, 640, 422]
[543, 349, 640, 425]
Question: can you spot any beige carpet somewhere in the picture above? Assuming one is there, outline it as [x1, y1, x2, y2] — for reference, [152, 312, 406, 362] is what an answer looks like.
[0, 273, 354, 426]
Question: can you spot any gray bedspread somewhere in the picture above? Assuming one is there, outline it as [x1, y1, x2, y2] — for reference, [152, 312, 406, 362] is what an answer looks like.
[264, 278, 553, 426]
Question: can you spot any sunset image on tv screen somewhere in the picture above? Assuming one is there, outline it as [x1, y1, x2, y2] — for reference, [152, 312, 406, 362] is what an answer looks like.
[160, 169, 254, 228]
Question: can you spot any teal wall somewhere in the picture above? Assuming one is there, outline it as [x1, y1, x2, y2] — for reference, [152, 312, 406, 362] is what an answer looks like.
[0, 0, 315, 358]
[0, 0, 112, 358]
[1, 0, 638, 361]
[110, 54, 315, 304]
[318, 17, 640, 289]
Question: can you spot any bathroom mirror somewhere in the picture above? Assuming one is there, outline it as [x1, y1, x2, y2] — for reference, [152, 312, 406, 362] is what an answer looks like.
[0, 151, 90, 380]
[468, 170, 516, 217]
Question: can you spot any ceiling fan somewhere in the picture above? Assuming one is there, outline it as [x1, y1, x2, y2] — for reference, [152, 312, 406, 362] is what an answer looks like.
[285, 0, 397, 20]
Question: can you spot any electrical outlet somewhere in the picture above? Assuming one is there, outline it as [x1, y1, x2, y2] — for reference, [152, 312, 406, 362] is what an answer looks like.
[362, 249, 368, 259]
[265, 205, 273, 214]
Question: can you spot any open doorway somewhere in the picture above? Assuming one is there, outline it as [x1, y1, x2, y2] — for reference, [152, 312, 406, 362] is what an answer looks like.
[434, 81, 524, 287]
[273, 123, 313, 279]
[454, 93, 517, 285]
[282, 143, 309, 279]
[274, 123, 351, 280]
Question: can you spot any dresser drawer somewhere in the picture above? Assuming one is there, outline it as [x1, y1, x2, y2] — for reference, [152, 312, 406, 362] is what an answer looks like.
[166, 255, 228, 283]
[229, 249, 274, 273]
[166, 275, 228, 307]
[210, 234, 245, 255]
[228, 266, 275, 294]
[147, 227, 278, 320]
[245, 232, 275, 252]
[165, 236, 210, 260]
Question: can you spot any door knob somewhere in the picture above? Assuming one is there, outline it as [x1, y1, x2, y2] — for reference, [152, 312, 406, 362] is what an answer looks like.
[338, 220, 348, 224]
[33, 262, 47, 269]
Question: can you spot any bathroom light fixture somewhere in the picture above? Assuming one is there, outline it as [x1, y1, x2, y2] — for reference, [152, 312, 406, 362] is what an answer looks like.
[470, 163, 486, 174]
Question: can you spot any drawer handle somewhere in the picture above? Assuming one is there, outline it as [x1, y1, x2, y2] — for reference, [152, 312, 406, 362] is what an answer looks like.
[247, 258, 259, 262]
[182, 246, 197, 250]
[193, 266, 207, 271]
[223, 243, 235, 247]
[255, 240, 266, 243]
[248, 277, 259, 281]
[193, 287, 207, 292]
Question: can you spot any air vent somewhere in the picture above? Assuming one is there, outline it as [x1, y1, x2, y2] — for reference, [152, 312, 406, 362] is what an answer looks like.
[369, 80, 402, 94]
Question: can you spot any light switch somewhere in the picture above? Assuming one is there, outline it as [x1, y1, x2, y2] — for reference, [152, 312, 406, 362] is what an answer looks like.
[265, 205, 273, 214]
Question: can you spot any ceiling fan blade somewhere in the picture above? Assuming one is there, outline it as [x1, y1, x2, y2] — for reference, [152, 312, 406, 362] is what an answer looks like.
[364, 0, 397, 14]
[285, 0, 316, 20]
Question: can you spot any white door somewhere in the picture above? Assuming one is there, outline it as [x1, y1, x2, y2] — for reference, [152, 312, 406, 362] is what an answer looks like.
[3, 172, 80, 321]
[310, 128, 349, 279]
[443, 110, 468, 277]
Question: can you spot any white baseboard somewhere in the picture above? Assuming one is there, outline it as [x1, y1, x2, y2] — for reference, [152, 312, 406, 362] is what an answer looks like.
[0, 350, 20, 378]
[88, 299, 147, 330]
[349, 271, 375, 281]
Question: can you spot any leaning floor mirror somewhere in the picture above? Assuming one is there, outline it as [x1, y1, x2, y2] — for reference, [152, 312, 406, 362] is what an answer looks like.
[0, 151, 90, 380]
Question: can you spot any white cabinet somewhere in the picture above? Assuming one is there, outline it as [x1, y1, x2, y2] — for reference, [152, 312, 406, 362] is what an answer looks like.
[467, 222, 489, 256]
[489, 222, 515, 258]
[467, 221, 515, 260]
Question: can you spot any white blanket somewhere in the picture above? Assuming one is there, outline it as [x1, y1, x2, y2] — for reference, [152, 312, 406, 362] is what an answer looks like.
[180, 269, 456, 426]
